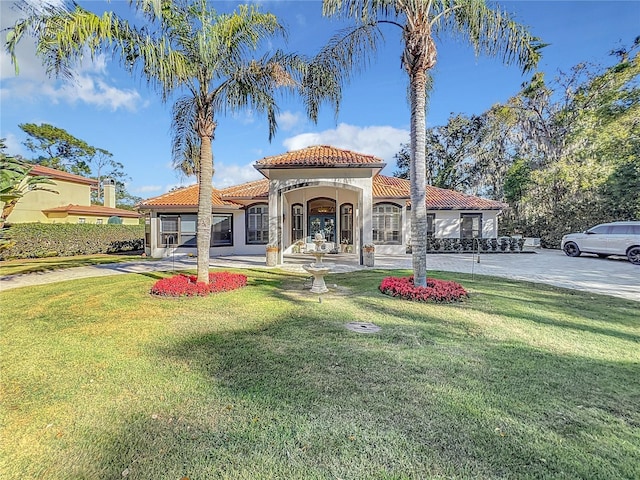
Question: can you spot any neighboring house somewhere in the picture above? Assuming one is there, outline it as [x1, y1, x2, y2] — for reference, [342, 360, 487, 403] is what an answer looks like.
[139, 145, 506, 264]
[3, 165, 140, 225]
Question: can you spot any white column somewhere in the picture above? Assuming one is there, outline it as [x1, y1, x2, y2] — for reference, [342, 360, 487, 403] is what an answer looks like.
[268, 180, 281, 264]
[362, 181, 373, 246]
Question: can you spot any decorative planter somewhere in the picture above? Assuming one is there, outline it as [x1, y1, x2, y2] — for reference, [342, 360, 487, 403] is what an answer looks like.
[363, 251, 375, 267]
[266, 246, 279, 266]
[363, 246, 375, 267]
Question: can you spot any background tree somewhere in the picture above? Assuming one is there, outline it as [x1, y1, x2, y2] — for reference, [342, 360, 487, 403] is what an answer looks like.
[394, 114, 487, 191]
[322, 0, 541, 286]
[19, 123, 94, 175]
[501, 40, 639, 245]
[393, 38, 639, 247]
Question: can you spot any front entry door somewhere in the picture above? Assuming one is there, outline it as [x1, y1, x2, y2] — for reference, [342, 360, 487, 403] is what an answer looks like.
[309, 215, 336, 243]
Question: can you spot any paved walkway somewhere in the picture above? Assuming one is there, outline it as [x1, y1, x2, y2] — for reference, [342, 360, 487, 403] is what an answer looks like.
[1, 249, 638, 301]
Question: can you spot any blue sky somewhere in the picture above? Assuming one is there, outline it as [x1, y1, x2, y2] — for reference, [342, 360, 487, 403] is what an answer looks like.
[1, 1, 639, 199]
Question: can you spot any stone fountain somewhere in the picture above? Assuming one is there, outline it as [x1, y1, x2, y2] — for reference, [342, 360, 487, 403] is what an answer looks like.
[303, 233, 332, 294]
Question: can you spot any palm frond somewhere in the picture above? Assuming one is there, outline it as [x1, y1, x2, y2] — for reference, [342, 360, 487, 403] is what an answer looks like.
[171, 95, 200, 177]
[439, 0, 544, 73]
[303, 22, 384, 121]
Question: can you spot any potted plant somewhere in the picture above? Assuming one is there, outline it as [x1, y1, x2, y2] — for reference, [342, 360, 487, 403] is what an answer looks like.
[292, 240, 304, 254]
[341, 238, 350, 253]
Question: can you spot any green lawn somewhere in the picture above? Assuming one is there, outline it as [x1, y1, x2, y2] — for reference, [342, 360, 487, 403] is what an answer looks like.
[1, 269, 638, 479]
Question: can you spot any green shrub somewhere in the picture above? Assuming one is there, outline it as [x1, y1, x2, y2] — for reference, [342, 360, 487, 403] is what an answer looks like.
[0, 223, 144, 260]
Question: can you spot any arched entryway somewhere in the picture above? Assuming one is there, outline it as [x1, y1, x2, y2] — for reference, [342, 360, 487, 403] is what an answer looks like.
[308, 197, 336, 243]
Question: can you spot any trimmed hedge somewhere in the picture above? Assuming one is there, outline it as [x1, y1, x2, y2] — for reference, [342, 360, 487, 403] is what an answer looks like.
[0, 223, 144, 260]
[407, 237, 526, 253]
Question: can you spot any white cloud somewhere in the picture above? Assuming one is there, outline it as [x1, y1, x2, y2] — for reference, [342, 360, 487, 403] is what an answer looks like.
[212, 161, 262, 188]
[283, 123, 409, 162]
[0, 2, 145, 112]
[276, 110, 304, 131]
[2, 133, 27, 157]
[42, 75, 143, 112]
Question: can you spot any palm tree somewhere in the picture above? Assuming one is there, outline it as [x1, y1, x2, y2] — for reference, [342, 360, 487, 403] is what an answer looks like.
[321, 0, 543, 286]
[7, 0, 306, 283]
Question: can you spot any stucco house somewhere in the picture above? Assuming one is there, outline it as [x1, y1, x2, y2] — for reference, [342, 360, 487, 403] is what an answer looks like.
[139, 145, 506, 264]
[3, 164, 140, 225]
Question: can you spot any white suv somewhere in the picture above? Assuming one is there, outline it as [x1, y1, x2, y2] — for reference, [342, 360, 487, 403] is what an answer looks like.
[561, 221, 640, 265]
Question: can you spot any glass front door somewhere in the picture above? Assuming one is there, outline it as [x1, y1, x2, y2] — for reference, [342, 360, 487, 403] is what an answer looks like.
[309, 215, 336, 243]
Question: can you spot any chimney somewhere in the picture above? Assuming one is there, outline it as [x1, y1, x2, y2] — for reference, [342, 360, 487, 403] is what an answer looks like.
[103, 178, 116, 208]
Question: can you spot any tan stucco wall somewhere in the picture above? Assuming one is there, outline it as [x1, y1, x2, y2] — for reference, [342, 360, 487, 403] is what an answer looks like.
[5, 179, 91, 223]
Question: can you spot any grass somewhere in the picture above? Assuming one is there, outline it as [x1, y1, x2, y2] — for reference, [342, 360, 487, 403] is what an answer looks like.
[0, 252, 151, 276]
[1, 268, 638, 479]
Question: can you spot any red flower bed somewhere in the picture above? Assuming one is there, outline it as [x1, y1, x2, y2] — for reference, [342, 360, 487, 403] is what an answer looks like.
[150, 272, 247, 297]
[379, 275, 467, 303]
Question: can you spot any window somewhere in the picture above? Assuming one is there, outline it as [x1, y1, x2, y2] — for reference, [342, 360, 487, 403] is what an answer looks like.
[427, 214, 435, 238]
[340, 203, 353, 244]
[461, 213, 482, 239]
[212, 214, 233, 246]
[160, 215, 179, 246]
[291, 204, 304, 242]
[372, 203, 402, 244]
[246, 204, 269, 244]
[587, 225, 610, 234]
[179, 215, 197, 246]
[96, 218, 103, 225]
[158, 213, 233, 247]
[78, 218, 86, 224]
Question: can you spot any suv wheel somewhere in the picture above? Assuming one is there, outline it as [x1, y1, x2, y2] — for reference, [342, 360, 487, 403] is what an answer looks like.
[563, 242, 581, 257]
[627, 246, 640, 265]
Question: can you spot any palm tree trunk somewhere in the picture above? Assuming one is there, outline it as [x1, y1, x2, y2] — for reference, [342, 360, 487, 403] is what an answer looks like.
[410, 69, 428, 287]
[196, 121, 214, 284]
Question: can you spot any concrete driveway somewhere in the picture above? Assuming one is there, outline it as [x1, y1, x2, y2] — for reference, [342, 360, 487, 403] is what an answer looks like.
[377, 249, 638, 302]
[1, 249, 638, 301]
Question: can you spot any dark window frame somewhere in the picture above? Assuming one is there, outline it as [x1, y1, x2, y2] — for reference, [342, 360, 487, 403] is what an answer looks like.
[460, 213, 483, 239]
[372, 202, 402, 245]
[340, 203, 354, 244]
[246, 203, 269, 245]
[426, 213, 435, 238]
[291, 203, 304, 242]
[211, 213, 233, 247]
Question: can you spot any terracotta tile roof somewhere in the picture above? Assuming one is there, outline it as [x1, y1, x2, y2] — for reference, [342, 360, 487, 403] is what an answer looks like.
[42, 204, 140, 218]
[372, 176, 410, 198]
[138, 184, 241, 208]
[255, 145, 385, 168]
[426, 185, 506, 210]
[220, 179, 269, 199]
[372, 175, 506, 210]
[139, 174, 505, 211]
[30, 164, 96, 186]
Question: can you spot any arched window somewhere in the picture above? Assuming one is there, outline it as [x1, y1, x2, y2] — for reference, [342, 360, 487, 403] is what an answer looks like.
[372, 203, 402, 244]
[246, 203, 269, 244]
[340, 203, 353, 244]
[291, 203, 304, 242]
